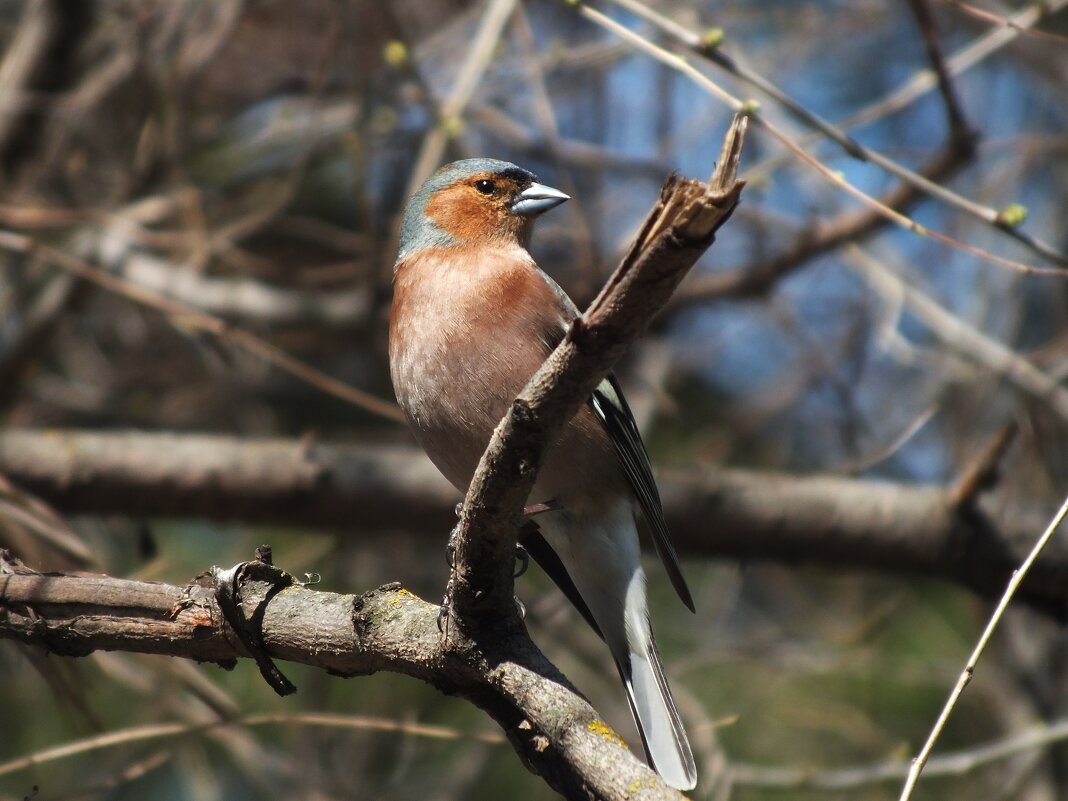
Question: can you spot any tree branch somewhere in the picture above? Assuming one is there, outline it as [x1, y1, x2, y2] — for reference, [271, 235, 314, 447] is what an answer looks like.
[0, 553, 672, 799]
[1, 428, 1064, 616]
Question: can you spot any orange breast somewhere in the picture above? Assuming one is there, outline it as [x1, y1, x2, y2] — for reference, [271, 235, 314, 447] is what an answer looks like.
[389, 245, 626, 507]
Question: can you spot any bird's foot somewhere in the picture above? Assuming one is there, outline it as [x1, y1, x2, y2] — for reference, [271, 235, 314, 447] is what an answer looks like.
[437, 591, 451, 635]
[444, 503, 465, 568]
[445, 524, 458, 569]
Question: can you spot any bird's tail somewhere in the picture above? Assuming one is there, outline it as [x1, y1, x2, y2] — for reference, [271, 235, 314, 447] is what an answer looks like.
[615, 604, 696, 791]
[533, 509, 696, 790]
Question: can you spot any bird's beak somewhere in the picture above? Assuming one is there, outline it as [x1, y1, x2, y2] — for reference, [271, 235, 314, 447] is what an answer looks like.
[511, 182, 570, 217]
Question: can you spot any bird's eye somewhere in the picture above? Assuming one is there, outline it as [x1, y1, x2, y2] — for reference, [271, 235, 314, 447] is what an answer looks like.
[474, 179, 496, 195]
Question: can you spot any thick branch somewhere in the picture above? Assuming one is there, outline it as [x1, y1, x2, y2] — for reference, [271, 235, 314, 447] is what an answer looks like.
[0, 556, 678, 800]
[2, 429, 1062, 615]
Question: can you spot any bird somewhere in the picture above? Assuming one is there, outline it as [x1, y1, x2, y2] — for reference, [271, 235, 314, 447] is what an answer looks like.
[389, 158, 697, 790]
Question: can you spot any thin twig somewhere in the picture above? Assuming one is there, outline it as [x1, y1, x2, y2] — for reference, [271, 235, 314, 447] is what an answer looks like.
[598, 0, 1067, 267]
[741, 0, 1066, 191]
[669, 140, 971, 307]
[897, 491, 1068, 800]
[404, 0, 518, 198]
[0, 712, 504, 778]
[570, 2, 1063, 280]
[940, 0, 1068, 45]
[841, 0, 1068, 131]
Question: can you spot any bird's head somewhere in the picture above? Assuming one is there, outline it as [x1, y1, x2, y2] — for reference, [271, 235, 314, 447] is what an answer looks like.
[397, 158, 569, 262]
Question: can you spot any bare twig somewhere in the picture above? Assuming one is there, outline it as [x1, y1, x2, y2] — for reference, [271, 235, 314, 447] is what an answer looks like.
[570, 2, 1063, 283]
[940, 0, 1068, 46]
[898, 491, 1068, 800]
[739, 0, 1065, 188]
[595, 0, 1067, 267]
[846, 0, 1068, 130]
[668, 141, 971, 307]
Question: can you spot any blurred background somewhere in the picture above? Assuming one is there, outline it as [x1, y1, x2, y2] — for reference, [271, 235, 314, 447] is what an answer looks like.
[2, 0, 1068, 799]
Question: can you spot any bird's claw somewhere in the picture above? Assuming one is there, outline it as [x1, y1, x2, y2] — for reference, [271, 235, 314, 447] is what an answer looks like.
[513, 544, 529, 578]
[437, 593, 451, 635]
[445, 524, 458, 569]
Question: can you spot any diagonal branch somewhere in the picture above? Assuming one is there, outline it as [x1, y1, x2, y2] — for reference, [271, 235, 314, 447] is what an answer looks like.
[447, 115, 747, 623]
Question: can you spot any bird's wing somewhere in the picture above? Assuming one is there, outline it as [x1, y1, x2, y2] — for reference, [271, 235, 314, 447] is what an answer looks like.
[589, 374, 695, 612]
[530, 266, 693, 611]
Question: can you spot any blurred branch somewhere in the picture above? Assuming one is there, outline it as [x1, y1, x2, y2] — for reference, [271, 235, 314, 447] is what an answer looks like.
[0, 270, 83, 406]
[905, 0, 969, 133]
[849, 0, 1068, 128]
[0, 0, 54, 157]
[595, 0, 1068, 268]
[404, 0, 518, 197]
[2, 428, 1067, 616]
[848, 245, 1068, 422]
[0, 228, 402, 421]
[0, 0, 93, 176]
[667, 137, 971, 308]
[0, 711, 504, 779]
[730, 712, 1068, 791]
[0, 555, 669, 800]
[0, 471, 94, 566]
[96, 215, 372, 328]
[471, 105, 666, 177]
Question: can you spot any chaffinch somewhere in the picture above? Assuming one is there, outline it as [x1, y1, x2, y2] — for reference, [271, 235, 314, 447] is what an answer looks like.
[389, 158, 696, 790]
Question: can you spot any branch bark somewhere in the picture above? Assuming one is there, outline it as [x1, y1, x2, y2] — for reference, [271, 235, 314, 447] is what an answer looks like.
[0, 554, 670, 799]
